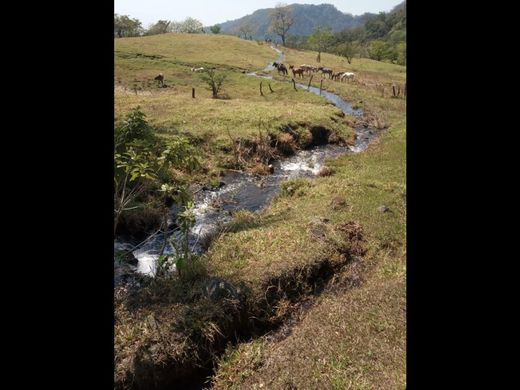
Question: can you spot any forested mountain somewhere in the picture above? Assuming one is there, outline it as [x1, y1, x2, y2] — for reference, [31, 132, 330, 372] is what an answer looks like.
[218, 3, 376, 40]
[281, 1, 406, 65]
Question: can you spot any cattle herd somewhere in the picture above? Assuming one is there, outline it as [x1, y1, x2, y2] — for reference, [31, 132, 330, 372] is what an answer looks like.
[273, 62, 356, 83]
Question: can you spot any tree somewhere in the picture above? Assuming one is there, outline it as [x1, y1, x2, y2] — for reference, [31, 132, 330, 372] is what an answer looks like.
[369, 40, 390, 61]
[200, 69, 227, 98]
[268, 3, 294, 46]
[336, 41, 357, 64]
[308, 26, 334, 63]
[396, 42, 406, 65]
[114, 14, 143, 37]
[237, 24, 254, 40]
[145, 20, 171, 36]
[170, 17, 204, 33]
[210, 24, 221, 34]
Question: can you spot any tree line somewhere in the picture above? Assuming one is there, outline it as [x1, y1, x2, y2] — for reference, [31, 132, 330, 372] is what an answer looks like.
[115, 0, 405, 65]
[114, 14, 222, 37]
[281, 2, 406, 65]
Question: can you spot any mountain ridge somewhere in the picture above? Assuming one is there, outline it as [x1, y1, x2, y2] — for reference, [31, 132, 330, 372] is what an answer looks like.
[216, 3, 378, 40]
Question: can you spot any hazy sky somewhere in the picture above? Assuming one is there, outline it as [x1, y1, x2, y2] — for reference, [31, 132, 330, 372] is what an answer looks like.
[114, 0, 403, 28]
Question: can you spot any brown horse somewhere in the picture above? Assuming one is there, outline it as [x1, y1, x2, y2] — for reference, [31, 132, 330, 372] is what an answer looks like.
[154, 73, 164, 86]
[301, 64, 318, 74]
[289, 65, 305, 78]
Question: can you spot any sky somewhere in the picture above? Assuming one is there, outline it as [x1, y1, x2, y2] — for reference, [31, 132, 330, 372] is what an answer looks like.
[114, 0, 403, 28]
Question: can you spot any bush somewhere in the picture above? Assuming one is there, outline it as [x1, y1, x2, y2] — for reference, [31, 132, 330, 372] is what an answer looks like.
[115, 106, 155, 152]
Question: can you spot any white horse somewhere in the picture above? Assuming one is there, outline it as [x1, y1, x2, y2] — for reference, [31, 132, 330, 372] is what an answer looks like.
[191, 67, 205, 72]
[340, 72, 355, 82]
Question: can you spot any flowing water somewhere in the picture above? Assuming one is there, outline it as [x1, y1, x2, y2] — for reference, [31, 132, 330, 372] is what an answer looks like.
[114, 46, 381, 282]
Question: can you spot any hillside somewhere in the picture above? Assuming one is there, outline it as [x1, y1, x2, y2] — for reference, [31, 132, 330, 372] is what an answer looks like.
[114, 33, 406, 389]
[218, 3, 375, 40]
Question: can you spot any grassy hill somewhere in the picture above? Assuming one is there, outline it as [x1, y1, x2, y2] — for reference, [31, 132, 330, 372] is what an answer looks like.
[114, 33, 406, 389]
[115, 33, 362, 176]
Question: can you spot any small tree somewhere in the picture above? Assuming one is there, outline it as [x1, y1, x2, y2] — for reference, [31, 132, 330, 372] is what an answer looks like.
[369, 40, 390, 61]
[237, 24, 254, 40]
[268, 3, 294, 46]
[114, 147, 159, 234]
[145, 20, 171, 35]
[200, 69, 227, 98]
[210, 24, 221, 34]
[114, 107, 200, 236]
[114, 14, 143, 37]
[170, 17, 204, 33]
[308, 26, 334, 63]
[336, 41, 357, 64]
[114, 106, 154, 153]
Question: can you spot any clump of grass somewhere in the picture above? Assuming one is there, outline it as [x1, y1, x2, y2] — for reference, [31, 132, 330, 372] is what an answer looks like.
[212, 339, 266, 389]
[277, 132, 297, 155]
[318, 166, 334, 177]
[250, 163, 272, 176]
[330, 196, 348, 210]
[226, 210, 260, 233]
[280, 178, 313, 197]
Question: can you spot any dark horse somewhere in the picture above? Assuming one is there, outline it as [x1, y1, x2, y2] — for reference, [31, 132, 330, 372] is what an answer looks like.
[272, 62, 288, 76]
[318, 67, 334, 79]
[154, 73, 164, 87]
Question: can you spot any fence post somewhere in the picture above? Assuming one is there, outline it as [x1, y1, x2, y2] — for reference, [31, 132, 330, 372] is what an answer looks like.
[319, 79, 323, 95]
[269, 83, 274, 93]
[192, 87, 195, 98]
[260, 81, 264, 96]
[292, 78, 297, 91]
[307, 75, 313, 90]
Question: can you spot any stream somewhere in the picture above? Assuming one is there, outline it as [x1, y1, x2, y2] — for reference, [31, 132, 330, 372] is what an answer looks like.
[114, 46, 380, 283]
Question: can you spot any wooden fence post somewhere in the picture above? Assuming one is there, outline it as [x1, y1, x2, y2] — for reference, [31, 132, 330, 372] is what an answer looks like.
[319, 79, 323, 95]
[269, 83, 274, 93]
[307, 75, 313, 90]
[260, 81, 264, 96]
[292, 78, 297, 91]
[192, 87, 195, 98]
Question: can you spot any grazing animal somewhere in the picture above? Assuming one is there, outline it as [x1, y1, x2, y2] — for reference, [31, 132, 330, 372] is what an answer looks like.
[289, 65, 305, 78]
[191, 67, 205, 72]
[300, 64, 315, 74]
[273, 62, 288, 76]
[318, 67, 334, 79]
[340, 72, 355, 82]
[309, 65, 319, 73]
[154, 73, 164, 86]
[332, 71, 344, 81]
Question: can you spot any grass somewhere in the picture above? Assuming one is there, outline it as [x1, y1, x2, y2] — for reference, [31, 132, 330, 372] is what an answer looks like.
[115, 34, 357, 175]
[209, 120, 406, 389]
[115, 33, 276, 75]
[114, 35, 406, 389]
[206, 45, 406, 389]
